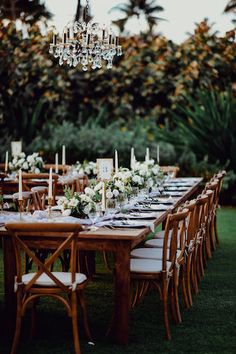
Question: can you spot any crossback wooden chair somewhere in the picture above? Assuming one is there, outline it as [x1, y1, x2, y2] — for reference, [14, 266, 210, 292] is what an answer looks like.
[209, 171, 226, 247]
[19, 173, 59, 205]
[160, 166, 180, 178]
[12, 191, 41, 212]
[203, 180, 220, 253]
[5, 222, 93, 354]
[31, 186, 48, 210]
[130, 208, 189, 340]
[190, 193, 209, 295]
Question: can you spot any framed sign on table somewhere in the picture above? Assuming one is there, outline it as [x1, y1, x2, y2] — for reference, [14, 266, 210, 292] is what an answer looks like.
[11, 141, 22, 157]
[97, 158, 114, 181]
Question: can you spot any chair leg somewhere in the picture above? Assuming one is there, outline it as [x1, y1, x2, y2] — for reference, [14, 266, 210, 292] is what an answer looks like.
[169, 278, 178, 325]
[10, 296, 23, 354]
[181, 265, 190, 309]
[199, 243, 205, 278]
[173, 269, 182, 324]
[186, 257, 193, 307]
[71, 292, 81, 354]
[163, 280, 171, 340]
[30, 299, 37, 340]
[214, 215, 220, 246]
[77, 290, 93, 343]
[210, 219, 216, 252]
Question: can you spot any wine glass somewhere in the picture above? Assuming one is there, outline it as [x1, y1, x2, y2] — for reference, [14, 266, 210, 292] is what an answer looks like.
[88, 206, 102, 231]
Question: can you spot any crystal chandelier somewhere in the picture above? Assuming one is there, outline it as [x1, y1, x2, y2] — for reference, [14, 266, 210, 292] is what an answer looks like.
[49, 0, 123, 71]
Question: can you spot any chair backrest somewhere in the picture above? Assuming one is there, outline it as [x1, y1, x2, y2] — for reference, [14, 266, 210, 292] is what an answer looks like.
[180, 199, 197, 245]
[12, 191, 41, 211]
[162, 208, 189, 272]
[160, 166, 180, 178]
[19, 173, 58, 204]
[43, 164, 71, 174]
[5, 222, 83, 293]
[31, 186, 48, 210]
[195, 193, 210, 238]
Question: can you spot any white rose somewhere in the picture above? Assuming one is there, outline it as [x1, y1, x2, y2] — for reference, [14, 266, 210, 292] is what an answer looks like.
[94, 182, 103, 191]
[113, 189, 119, 197]
[69, 197, 79, 208]
[34, 168, 40, 174]
[106, 190, 113, 199]
[22, 162, 29, 170]
[84, 187, 95, 197]
[84, 204, 92, 215]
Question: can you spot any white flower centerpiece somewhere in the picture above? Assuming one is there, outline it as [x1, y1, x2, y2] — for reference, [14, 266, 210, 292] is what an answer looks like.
[8, 152, 43, 173]
[75, 160, 97, 178]
[57, 186, 101, 218]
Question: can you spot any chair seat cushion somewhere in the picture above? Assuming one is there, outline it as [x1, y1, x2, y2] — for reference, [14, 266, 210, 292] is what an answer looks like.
[145, 238, 169, 248]
[22, 271, 87, 287]
[130, 259, 171, 274]
[131, 248, 181, 260]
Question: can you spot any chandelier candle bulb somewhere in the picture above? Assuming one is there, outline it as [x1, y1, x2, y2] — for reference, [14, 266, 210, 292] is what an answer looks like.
[5, 151, 8, 173]
[18, 170, 23, 201]
[55, 153, 58, 173]
[62, 145, 66, 166]
[48, 168, 53, 199]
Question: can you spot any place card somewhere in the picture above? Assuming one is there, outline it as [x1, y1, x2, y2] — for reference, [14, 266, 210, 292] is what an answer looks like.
[97, 158, 114, 181]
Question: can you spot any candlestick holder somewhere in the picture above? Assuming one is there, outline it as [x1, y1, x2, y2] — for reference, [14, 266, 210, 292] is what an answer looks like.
[48, 197, 53, 219]
[18, 199, 24, 221]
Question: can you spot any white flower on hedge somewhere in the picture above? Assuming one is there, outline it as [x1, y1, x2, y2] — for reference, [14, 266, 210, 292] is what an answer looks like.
[106, 189, 113, 199]
[62, 209, 71, 217]
[84, 187, 95, 197]
[113, 189, 119, 197]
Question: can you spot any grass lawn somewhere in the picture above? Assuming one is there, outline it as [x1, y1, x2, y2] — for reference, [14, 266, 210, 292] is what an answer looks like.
[0, 207, 235, 354]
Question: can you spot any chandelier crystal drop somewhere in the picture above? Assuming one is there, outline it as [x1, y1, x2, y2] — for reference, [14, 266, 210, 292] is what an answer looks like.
[49, 0, 123, 71]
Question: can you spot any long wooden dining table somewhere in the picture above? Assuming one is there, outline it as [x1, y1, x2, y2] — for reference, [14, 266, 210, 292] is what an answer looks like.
[0, 178, 202, 345]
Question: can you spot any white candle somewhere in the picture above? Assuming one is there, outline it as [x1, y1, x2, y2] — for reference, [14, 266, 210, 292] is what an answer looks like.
[157, 145, 160, 164]
[101, 182, 106, 212]
[146, 147, 150, 162]
[18, 170, 23, 200]
[55, 153, 59, 173]
[48, 167, 53, 199]
[62, 145, 66, 166]
[130, 147, 134, 170]
[115, 150, 119, 174]
[5, 151, 8, 172]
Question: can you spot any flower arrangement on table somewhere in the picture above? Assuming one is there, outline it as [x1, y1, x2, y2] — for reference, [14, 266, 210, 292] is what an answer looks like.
[75, 160, 97, 178]
[8, 152, 43, 173]
[57, 186, 101, 217]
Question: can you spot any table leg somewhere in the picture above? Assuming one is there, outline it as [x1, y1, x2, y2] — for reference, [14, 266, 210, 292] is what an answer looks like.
[2, 235, 16, 332]
[107, 241, 131, 345]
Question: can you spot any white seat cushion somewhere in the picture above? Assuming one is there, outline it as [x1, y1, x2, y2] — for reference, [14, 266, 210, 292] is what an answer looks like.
[131, 248, 181, 260]
[145, 238, 169, 248]
[22, 272, 87, 287]
[131, 248, 164, 260]
[130, 259, 172, 273]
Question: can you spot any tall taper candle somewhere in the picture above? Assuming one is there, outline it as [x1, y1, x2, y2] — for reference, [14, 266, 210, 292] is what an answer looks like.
[145, 147, 150, 162]
[5, 151, 8, 173]
[48, 167, 53, 199]
[62, 145, 66, 166]
[55, 153, 59, 173]
[131, 147, 134, 170]
[101, 182, 106, 212]
[157, 145, 160, 164]
[115, 150, 119, 174]
[18, 170, 23, 200]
